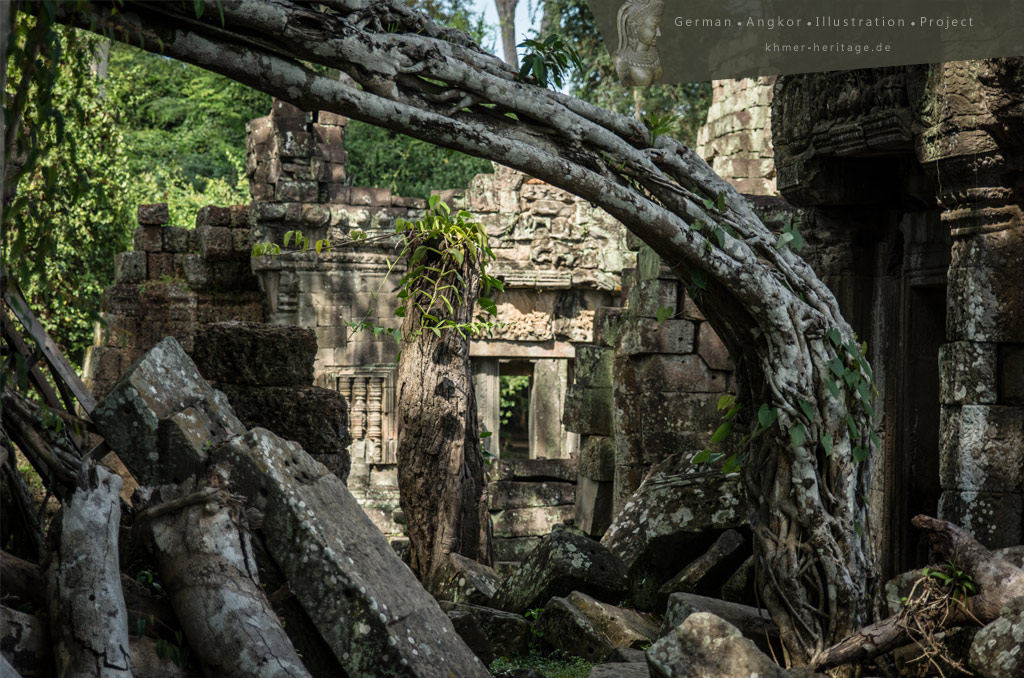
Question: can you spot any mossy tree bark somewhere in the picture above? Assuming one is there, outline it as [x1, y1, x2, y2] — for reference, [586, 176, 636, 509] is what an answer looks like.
[395, 237, 491, 581]
[57, 0, 877, 661]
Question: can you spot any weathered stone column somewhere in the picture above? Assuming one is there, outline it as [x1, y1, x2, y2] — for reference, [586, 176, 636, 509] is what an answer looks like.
[919, 59, 1024, 548]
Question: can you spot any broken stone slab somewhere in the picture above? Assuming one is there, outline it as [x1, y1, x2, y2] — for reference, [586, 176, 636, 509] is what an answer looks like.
[537, 591, 659, 662]
[191, 322, 317, 387]
[215, 428, 489, 677]
[216, 384, 351, 482]
[92, 337, 245, 485]
[601, 454, 749, 609]
[437, 602, 532, 657]
[647, 612, 824, 678]
[968, 597, 1024, 678]
[579, 436, 615, 482]
[657, 529, 749, 604]
[490, 527, 628, 614]
[590, 663, 651, 678]
[576, 476, 614, 538]
[489, 481, 576, 510]
[660, 593, 780, 658]
[428, 552, 503, 606]
[445, 607, 495, 666]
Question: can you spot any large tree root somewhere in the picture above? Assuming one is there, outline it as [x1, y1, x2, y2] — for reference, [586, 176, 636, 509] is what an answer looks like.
[43, 462, 133, 678]
[813, 515, 1024, 671]
[132, 464, 311, 678]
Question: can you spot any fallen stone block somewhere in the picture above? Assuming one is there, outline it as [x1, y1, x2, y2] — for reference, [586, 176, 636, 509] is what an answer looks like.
[537, 591, 659, 661]
[657, 529, 749, 604]
[215, 428, 489, 677]
[601, 454, 749, 609]
[968, 598, 1024, 678]
[428, 552, 503, 606]
[438, 602, 532, 657]
[490, 528, 628, 614]
[660, 592, 780, 658]
[445, 607, 494, 666]
[576, 476, 615, 538]
[93, 337, 245, 485]
[191, 321, 317, 387]
[590, 663, 650, 677]
[647, 612, 823, 678]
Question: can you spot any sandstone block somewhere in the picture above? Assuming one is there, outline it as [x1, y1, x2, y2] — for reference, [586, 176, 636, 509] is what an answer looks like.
[579, 436, 615, 482]
[537, 591, 659, 661]
[601, 453, 749, 602]
[197, 225, 234, 261]
[940, 405, 1024, 493]
[490, 458, 578, 483]
[137, 203, 169, 225]
[437, 602, 532, 658]
[489, 481, 576, 510]
[195, 206, 233, 227]
[133, 225, 164, 253]
[619, 319, 696, 356]
[697, 323, 732, 371]
[444, 608, 494, 666]
[490, 528, 628, 614]
[492, 537, 542, 563]
[92, 337, 245, 486]
[969, 598, 1024, 678]
[563, 387, 614, 436]
[192, 321, 317, 387]
[428, 553, 503, 606]
[939, 490, 1023, 549]
[491, 505, 574, 538]
[647, 612, 814, 678]
[114, 251, 147, 284]
[576, 477, 614, 538]
[940, 342, 998, 405]
[216, 384, 350, 481]
[574, 345, 614, 389]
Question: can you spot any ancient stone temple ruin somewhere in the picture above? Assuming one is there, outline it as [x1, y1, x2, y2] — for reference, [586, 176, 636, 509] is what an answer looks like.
[83, 60, 1022, 583]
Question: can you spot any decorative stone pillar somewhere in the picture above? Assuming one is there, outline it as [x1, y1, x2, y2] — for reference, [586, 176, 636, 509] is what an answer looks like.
[918, 59, 1024, 548]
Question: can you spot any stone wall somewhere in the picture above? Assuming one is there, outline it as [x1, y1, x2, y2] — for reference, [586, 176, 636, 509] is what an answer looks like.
[82, 203, 263, 400]
[695, 77, 777, 196]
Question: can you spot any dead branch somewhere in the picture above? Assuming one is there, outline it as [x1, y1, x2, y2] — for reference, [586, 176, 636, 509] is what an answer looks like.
[813, 515, 1024, 671]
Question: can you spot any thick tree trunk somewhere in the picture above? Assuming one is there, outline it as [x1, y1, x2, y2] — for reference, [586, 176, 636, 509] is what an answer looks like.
[56, 0, 878, 659]
[814, 515, 1024, 670]
[396, 242, 491, 581]
[43, 462, 132, 678]
[132, 465, 311, 678]
[494, 0, 519, 69]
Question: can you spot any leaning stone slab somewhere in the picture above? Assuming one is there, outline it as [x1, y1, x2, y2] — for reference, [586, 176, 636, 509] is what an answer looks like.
[537, 591, 659, 661]
[445, 607, 494, 666]
[490, 528, 628, 614]
[93, 337, 245, 485]
[657, 529, 749, 603]
[215, 428, 489, 677]
[428, 552, 503, 606]
[647, 612, 824, 678]
[437, 602, 532, 657]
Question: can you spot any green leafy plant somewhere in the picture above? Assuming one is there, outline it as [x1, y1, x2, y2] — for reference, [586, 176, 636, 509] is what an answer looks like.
[499, 375, 530, 425]
[923, 561, 978, 603]
[517, 34, 584, 89]
[642, 111, 676, 144]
